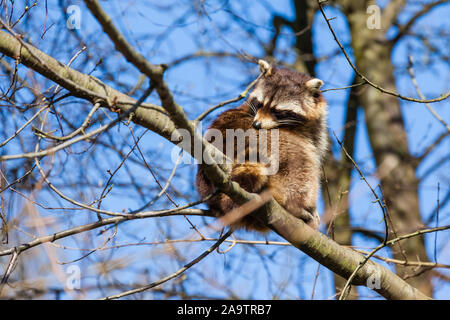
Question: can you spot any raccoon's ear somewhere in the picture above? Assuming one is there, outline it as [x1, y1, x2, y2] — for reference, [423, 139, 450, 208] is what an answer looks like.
[305, 78, 324, 90]
[258, 59, 273, 77]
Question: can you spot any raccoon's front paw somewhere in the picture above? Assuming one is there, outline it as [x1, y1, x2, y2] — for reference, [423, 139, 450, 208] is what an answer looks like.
[231, 163, 268, 193]
[285, 205, 321, 230]
[305, 207, 320, 230]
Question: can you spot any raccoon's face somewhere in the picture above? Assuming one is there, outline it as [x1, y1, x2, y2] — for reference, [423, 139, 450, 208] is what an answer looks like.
[246, 66, 327, 129]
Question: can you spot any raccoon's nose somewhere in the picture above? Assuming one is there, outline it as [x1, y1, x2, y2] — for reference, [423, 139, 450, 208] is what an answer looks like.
[252, 121, 262, 129]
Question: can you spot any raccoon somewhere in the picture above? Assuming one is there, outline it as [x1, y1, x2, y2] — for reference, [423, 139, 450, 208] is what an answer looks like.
[196, 61, 328, 232]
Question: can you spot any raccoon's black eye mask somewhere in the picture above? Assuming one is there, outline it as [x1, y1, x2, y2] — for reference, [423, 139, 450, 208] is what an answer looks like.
[271, 109, 305, 122]
[250, 97, 263, 109]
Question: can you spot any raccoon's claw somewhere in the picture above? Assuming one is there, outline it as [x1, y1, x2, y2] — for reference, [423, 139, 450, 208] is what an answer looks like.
[305, 207, 321, 230]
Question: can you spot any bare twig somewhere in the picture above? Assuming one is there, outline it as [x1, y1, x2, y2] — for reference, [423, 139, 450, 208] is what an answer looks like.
[32, 103, 101, 141]
[390, 0, 448, 43]
[195, 72, 264, 122]
[317, 0, 449, 104]
[0, 104, 50, 148]
[101, 229, 233, 300]
[339, 225, 449, 300]
[407, 56, 450, 132]
[0, 250, 19, 295]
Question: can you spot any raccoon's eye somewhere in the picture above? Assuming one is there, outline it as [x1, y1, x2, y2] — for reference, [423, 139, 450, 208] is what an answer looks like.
[251, 98, 263, 109]
[271, 109, 283, 120]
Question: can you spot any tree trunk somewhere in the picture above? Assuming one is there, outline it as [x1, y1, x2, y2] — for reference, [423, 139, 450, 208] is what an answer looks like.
[339, 1, 433, 296]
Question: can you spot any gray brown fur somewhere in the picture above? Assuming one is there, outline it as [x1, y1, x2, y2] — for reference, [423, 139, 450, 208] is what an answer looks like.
[196, 65, 328, 231]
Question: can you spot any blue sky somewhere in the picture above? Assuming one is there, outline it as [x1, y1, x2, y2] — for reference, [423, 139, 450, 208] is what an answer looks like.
[1, 0, 448, 299]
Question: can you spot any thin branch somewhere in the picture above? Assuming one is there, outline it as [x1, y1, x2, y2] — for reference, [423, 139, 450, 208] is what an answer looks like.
[195, 72, 263, 122]
[0, 207, 212, 257]
[128, 127, 178, 207]
[0, 164, 36, 194]
[101, 229, 233, 300]
[418, 154, 450, 181]
[1, 122, 111, 161]
[0, 250, 19, 295]
[317, 0, 449, 104]
[95, 130, 145, 217]
[0, 104, 50, 148]
[32, 103, 101, 141]
[381, 0, 406, 30]
[0, 30, 173, 140]
[333, 131, 389, 245]
[415, 130, 450, 163]
[130, 150, 183, 213]
[355, 250, 450, 269]
[321, 81, 367, 92]
[426, 188, 449, 225]
[339, 225, 449, 300]
[390, 0, 448, 43]
[166, 51, 239, 69]
[407, 56, 450, 133]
